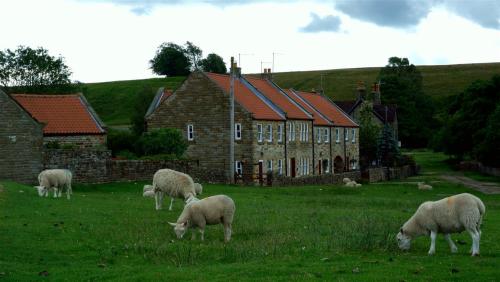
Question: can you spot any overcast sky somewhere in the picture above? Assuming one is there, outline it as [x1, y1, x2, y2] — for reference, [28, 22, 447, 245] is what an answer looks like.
[1, 0, 499, 83]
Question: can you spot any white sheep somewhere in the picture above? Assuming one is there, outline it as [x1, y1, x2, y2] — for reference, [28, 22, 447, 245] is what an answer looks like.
[169, 195, 235, 242]
[152, 169, 196, 211]
[143, 184, 155, 198]
[418, 182, 433, 190]
[34, 169, 73, 199]
[344, 180, 362, 187]
[194, 183, 203, 195]
[397, 193, 485, 256]
[343, 177, 351, 184]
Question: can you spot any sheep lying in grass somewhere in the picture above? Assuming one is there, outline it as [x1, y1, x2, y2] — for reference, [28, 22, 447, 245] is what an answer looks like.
[417, 182, 433, 190]
[343, 178, 351, 184]
[345, 180, 362, 187]
[397, 193, 485, 256]
[34, 169, 73, 199]
[143, 185, 155, 198]
[152, 169, 196, 211]
[169, 195, 235, 242]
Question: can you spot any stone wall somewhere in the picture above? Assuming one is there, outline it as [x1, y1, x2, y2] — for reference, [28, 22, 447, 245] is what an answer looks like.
[271, 171, 361, 187]
[458, 161, 500, 177]
[0, 91, 44, 184]
[44, 134, 106, 149]
[363, 165, 419, 183]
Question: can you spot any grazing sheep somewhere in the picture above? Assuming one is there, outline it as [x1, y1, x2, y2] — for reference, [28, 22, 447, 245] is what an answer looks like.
[169, 195, 235, 242]
[194, 183, 203, 195]
[152, 169, 196, 211]
[35, 169, 73, 199]
[397, 193, 485, 256]
[143, 185, 155, 198]
[343, 178, 351, 184]
[418, 182, 433, 190]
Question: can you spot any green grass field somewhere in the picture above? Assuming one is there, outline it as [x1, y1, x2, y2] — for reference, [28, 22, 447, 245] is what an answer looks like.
[82, 77, 185, 126]
[2, 152, 499, 281]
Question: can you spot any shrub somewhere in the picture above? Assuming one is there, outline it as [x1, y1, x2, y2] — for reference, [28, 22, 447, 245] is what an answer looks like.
[107, 129, 139, 157]
[45, 141, 61, 149]
[135, 128, 187, 158]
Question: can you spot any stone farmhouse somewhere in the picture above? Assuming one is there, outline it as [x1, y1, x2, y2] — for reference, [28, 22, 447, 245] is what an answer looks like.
[335, 82, 398, 142]
[0, 90, 44, 183]
[146, 68, 359, 183]
[11, 94, 107, 148]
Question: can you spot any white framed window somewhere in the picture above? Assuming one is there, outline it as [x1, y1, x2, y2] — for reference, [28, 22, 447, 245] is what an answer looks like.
[345, 128, 349, 141]
[305, 123, 309, 142]
[324, 128, 329, 143]
[257, 124, 263, 142]
[278, 159, 283, 175]
[298, 123, 303, 141]
[287, 158, 291, 176]
[187, 124, 194, 141]
[317, 128, 321, 143]
[335, 128, 340, 143]
[277, 124, 283, 142]
[235, 161, 243, 175]
[235, 123, 242, 140]
[267, 124, 273, 142]
[351, 160, 358, 170]
[267, 160, 273, 172]
[352, 129, 356, 143]
[288, 122, 293, 141]
[324, 159, 330, 173]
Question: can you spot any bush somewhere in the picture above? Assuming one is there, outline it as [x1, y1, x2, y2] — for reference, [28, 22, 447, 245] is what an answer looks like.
[135, 128, 187, 158]
[45, 141, 60, 149]
[107, 129, 139, 157]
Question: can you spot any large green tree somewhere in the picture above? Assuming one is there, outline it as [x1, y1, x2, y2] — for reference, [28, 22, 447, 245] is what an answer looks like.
[200, 53, 227, 74]
[377, 124, 400, 167]
[377, 57, 435, 148]
[0, 46, 74, 93]
[130, 85, 156, 136]
[150, 42, 190, 76]
[184, 41, 202, 71]
[358, 102, 381, 168]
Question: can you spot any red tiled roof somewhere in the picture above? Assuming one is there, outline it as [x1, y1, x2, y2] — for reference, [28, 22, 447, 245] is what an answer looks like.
[160, 89, 173, 103]
[285, 90, 331, 126]
[12, 94, 105, 135]
[295, 91, 358, 127]
[244, 77, 312, 120]
[205, 73, 285, 121]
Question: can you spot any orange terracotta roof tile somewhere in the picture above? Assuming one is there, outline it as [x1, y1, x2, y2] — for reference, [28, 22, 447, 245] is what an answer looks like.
[244, 77, 312, 120]
[205, 73, 285, 121]
[285, 89, 331, 126]
[11, 94, 106, 135]
[295, 91, 358, 127]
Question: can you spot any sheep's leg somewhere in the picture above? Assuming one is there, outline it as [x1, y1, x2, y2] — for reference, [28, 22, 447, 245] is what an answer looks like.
[169, 197, 174, 211]
[199, 229, 204, 241]
[58, 188, 63, 198]
[155, 192, 161, 210]
[224, 223, 232, 243]
[445, 234, 458, 253]
[469, 230, 480, 256]
[191, 228, 196, 240]
[53, 188, 58, 198]
[428, 230, 437, 255]
[67, 183, 72, 199]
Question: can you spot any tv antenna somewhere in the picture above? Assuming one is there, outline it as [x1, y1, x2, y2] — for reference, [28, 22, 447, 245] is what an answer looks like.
[238, 53, 254, 70]
[261, 61, 272, 73]
[272, 52, 284, 72]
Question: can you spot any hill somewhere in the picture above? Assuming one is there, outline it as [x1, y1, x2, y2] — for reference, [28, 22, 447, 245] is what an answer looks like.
[271, 62, 500, 101]
[83, 77, 185, 126]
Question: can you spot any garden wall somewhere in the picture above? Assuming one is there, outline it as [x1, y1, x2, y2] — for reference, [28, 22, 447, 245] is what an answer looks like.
[270, 171, 361, 187]
[363, 165, 420, 183]
[459, 161, 500, 177]
[42, 149, 225, 184]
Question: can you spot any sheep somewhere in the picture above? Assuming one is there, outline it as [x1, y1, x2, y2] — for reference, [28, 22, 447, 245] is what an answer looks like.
[194, 183, 203, 195]
[344, 180, 362, 187]
[169, 195, 235, 242]
[143, 184, 155, 198]
[397, 193, 485, 256]
[152, 169, 196, 211]
[343, 177, 351, 184]
[34, 169, 73, 199]
[418, 182, 433, 190]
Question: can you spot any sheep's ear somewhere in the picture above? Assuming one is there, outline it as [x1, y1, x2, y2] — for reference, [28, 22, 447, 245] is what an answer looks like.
[182, 222, 188, 227]
[400, 228, 404, 234]
[168, 222, 177, 227]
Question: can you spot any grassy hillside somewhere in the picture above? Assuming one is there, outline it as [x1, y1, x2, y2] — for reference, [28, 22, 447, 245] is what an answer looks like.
[271, 62, 500, 101]
[83, 77, 185, 126]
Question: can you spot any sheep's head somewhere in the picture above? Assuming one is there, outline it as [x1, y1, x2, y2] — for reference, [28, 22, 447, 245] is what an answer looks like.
[397, 228, 411, 250]
[169, 222, 188, 239]
[34, 186, 47, 197]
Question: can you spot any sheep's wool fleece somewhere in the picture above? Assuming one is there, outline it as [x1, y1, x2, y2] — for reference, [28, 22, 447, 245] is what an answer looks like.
[153, 169, 195, 198]
[179, 195, 235, 225]
[405, 193, 485, 234]
[39, 169, 72, 188]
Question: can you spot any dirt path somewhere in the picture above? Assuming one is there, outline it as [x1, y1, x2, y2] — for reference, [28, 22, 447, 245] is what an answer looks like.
[440, 175, 500, 194]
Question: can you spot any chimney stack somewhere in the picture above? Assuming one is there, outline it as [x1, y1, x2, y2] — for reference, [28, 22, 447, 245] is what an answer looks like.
[356, 80, 366, 100]
[261, 68, 272, 80]
[371, 82, 381, 105]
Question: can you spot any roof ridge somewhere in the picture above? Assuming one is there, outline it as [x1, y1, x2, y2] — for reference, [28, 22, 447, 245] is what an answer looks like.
[289, 89, 333, 126]
[239, 76, 286, 119]
[320, 93, 359, 127]
[267, 81, 313, 119]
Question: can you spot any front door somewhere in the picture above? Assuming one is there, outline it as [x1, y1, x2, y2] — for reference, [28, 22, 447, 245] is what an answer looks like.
[291, 158, 296, 178]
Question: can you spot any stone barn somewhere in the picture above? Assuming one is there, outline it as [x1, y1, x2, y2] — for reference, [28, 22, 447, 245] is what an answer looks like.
[0, 90, 44, 184]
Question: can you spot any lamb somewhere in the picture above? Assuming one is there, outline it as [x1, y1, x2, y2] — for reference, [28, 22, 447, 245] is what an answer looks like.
[143, 184, 155, 198]
[152, 169, 196, 211]
[194, 183, 203, 195]
[169, 195, 235, 242]
[397, 193, 485, 256]
[343, 178, 351, 184]
[417, 182, 433, 190]
[344, 180, 362, 187]
[34, 169, 73, 199]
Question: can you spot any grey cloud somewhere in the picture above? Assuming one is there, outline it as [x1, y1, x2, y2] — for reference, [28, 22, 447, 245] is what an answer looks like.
[443, 1, 500, 30]
[334, 0, 433, 28]
[301, 13, 341, 32]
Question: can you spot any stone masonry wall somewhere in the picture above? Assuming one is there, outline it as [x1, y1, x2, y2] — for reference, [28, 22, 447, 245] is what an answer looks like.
[271, 171, 361, 187]
[251, 120, 286, 177]
[313, 126, 331, 174]
[0, 91, 43, 184]
[44, 135, 106, 149]
[286, 120, 314, 177]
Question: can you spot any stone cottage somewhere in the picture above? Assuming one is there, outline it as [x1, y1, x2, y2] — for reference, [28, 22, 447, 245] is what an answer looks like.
[146, 67, 360, 183]
[11, 94, 107, 149]
[0, 90, 44, 183]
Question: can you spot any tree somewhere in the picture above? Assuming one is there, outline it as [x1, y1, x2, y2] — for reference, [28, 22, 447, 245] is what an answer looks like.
[0, 46, 74, 93]
[135, 128, 188, 158]
[358, 102, 381, 168]
[377, 124, 400, 167]
[150, 42, 190, 76]
[476, 103, 500, 166]
[377, 57, 435, 148]
[184, 41, 202, 71]
[130, 85, 156, 136]
[200, 53, 227, 74]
